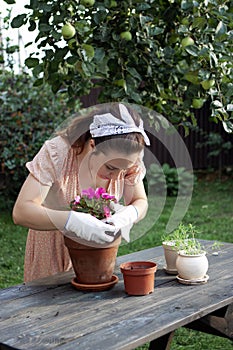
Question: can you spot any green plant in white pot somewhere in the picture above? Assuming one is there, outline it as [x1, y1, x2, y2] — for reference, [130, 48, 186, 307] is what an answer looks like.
[176, 228, 209, 284]
[161, 223, 191, 274]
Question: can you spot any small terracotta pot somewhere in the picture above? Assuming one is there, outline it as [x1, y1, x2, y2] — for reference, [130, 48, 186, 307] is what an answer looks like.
[120, 261, 157, 296]
[64, 236, 121, 284]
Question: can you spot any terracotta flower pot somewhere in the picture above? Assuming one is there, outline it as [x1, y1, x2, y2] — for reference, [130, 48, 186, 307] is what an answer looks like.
[120, 261, 157, 296]
[64, 235, 121, 284]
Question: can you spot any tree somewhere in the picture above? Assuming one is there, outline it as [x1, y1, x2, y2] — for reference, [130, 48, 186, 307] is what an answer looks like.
[6, 0, 233, 130]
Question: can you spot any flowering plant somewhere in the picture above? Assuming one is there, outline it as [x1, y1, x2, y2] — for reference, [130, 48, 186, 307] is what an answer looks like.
[70, 187, 117, 220]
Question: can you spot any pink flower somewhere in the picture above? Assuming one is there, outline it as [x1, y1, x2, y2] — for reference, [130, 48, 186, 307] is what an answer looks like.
[103, 206, 111, 218]
[70, 187, 117, 220]
[102, 193, 116, 200]
[94, 187, 106, 199]
[74, 195, 81, 204]
[81, 187, 95, 199]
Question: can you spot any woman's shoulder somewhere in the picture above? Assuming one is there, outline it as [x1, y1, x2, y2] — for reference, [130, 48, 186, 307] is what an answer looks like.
[43, 135, 72, 156]
[45, 135, 70, 148]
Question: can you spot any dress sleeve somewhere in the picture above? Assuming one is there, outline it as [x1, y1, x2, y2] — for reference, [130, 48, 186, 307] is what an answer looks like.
[26, 136, 69, 186]
[124, 151, 146, 186]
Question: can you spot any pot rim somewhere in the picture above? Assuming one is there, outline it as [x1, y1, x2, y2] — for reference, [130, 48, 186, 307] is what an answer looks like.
[64, 235, 121, 249]
[120, 260, 157, 273]
[178, 249, 207, 257]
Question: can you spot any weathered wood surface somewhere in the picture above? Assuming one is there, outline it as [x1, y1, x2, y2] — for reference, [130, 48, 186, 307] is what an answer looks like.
[0, 241, 233, 350]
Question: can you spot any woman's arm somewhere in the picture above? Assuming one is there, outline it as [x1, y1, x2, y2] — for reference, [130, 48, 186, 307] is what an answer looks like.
[123, 180, 148, 222]
[12, 174, 69, 230]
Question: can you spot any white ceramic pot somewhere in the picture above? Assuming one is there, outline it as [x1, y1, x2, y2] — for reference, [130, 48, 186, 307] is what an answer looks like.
[162, 241, 178, 273]
[176, 251, 209, 280]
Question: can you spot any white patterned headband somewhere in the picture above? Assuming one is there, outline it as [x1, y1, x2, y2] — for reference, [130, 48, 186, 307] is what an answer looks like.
[89, 104, 150, 146]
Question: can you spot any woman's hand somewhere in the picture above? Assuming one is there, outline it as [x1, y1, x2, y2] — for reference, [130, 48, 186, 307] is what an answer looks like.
[64, 211, 117, 244]
[107, 205, 138, 242]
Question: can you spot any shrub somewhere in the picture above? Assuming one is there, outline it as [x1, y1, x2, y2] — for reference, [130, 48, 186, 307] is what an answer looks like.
[0, 71, 80, 209]
[196, 131, 233, 177]
[147, 162, 195, 196]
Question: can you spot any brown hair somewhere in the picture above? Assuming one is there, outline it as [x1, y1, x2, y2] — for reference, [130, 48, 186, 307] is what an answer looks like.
[58, 102, 145, 155]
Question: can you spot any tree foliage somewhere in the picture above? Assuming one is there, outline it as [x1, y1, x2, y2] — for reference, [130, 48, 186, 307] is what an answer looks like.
[5, 0, 233, 129]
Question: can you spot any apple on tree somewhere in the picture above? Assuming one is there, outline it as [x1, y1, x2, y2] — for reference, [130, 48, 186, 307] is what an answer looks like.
[80, 0, 95, 7]
[192, 98, 205, 109]
[120, 31, 132, 41]
[81, 44, 95, 59]
[62, 23, 76, 40]
[68, 38, 78, 50]
[201, 80, 215, 90]
[181, 36, 194, 48]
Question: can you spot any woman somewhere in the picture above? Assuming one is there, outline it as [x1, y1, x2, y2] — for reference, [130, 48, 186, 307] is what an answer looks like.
[13, 102, 150, 282]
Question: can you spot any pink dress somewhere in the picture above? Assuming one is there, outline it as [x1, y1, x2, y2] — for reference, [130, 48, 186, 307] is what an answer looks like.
[24, 136, 146, 282]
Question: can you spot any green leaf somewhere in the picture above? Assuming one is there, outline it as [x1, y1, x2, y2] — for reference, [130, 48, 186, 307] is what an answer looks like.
[25, 0, 38, 8]
[227, 103, 233, 111]
[192, 17, 206, 29]
[51, 80, 62, 93]
[4, 0, 15, 4]
[28, 20, 37, 32]
[185, 45, 199, 57]
[96, 57, 109, 75]
[139, 15, 151, 27]
[215, 21, 227, 37]
[130, 91, 142, 103]
[38, 3, 53, 12]
[33, 78, 44, 87]
[45, 50, 54, 60]
[39, 23, 52, 32]
[51, 31, 62, 40]
[54, 13, 66, 25]
[54, 47, 69, 61]
[95, 48, 105, 62]
[67, 56, 78, 65]
[32, 64, 43, 76]
[210, 51, 218, 66]
[25, 57, 40, 68]
[93, 10, 107, 25]
[151, 27, 164, 36]
[136, 3, 151, 11]
[11, 14, 27, 28]
[81, 62, 93, 77]
[6, 45, 19, 54]
[126, 67, 141, 81]
[181, 0, 193, 10]
[211, 100, 223, 109]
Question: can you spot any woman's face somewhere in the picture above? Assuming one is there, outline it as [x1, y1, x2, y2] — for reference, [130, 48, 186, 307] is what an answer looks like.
[90, 149, 139, 181]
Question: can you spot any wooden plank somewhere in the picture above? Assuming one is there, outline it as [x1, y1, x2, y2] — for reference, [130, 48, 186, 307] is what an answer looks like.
[0, 271, 74, 303]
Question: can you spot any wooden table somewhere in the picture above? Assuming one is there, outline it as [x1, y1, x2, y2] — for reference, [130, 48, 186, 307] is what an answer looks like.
[1, 240, 233, 350]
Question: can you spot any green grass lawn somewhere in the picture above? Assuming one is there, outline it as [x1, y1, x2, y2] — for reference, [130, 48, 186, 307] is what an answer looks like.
[1, 176, 233, 349]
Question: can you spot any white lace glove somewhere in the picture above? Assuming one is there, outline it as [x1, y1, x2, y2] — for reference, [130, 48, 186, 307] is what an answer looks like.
[107, 205, 138, 242]
[64, 211, 117, 244]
